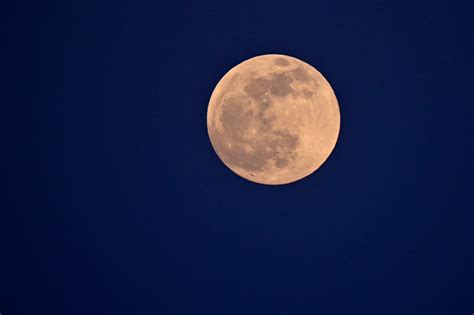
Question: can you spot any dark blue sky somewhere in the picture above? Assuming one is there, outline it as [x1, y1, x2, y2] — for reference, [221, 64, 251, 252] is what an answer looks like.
[4, 0, 474, 314]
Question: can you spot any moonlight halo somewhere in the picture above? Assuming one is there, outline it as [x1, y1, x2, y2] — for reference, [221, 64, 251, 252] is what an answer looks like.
[207, 54, 340, 185]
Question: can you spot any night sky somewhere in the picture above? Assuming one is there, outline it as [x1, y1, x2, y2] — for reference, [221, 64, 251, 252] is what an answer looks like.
[4, 0, 474, 314]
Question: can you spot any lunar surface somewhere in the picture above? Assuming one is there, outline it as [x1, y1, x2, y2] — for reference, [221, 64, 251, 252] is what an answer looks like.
[207, 54, 340, 185]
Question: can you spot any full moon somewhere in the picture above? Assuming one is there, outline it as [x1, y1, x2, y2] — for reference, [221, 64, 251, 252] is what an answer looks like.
[207, 54, 340, 185]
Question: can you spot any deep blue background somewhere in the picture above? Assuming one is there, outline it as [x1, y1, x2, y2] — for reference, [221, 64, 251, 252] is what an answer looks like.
[4, 0, 473, 314]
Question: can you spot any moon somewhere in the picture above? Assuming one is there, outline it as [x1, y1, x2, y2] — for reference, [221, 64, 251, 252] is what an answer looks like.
[207, 54, 340, 185]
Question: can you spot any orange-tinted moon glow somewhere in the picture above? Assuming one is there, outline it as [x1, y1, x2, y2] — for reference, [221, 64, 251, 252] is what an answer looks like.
[207, 54, 340, 185]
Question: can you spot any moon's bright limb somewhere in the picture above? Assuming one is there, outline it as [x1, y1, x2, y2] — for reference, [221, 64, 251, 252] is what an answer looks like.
[207, 54, 340, 185]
